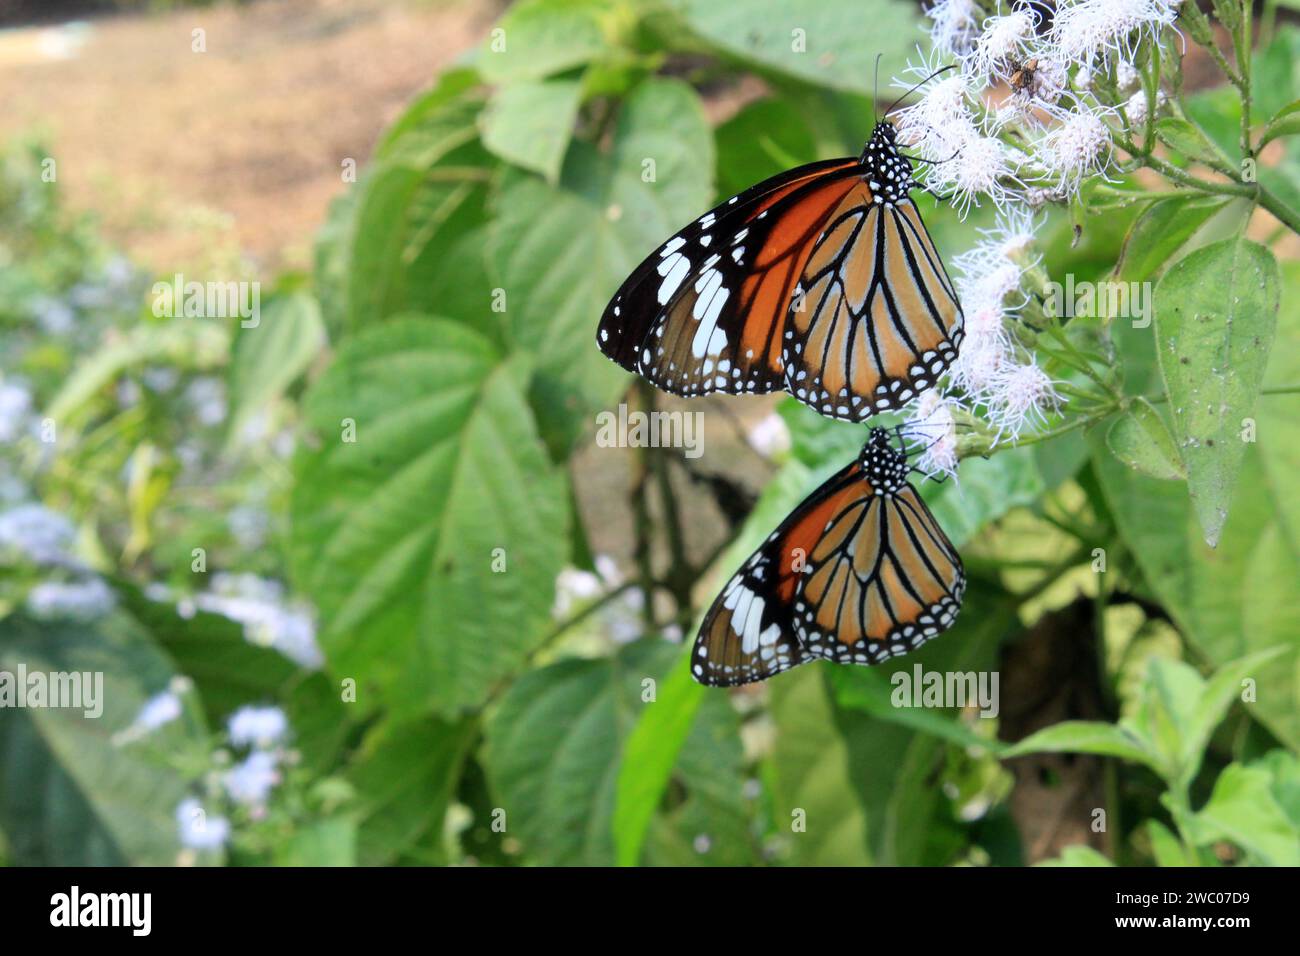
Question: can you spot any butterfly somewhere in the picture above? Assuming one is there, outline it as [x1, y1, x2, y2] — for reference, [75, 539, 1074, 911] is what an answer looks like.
[596, 120, 964, 422]
[690, 428, 964, 687]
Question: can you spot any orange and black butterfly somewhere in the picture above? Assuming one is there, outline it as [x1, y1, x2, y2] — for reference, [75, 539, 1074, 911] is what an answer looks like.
[691, 428, 964, 687]
[596, 120, 964, 421]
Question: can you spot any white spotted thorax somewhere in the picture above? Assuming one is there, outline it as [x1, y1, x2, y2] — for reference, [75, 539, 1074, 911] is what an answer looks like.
[859, 123, 915, 206]
[860, 428, 910, 496]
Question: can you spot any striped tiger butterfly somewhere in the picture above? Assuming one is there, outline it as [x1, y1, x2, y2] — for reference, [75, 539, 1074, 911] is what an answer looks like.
[595, 117, 964, 422]
[691, 427, 964, 687]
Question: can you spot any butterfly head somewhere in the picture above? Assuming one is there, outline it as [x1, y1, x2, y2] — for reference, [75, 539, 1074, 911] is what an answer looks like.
[861, 428, 910, 495]
[860, 122, 914, 205]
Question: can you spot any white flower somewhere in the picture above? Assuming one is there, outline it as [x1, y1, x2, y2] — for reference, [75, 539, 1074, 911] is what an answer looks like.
[26, 577, 115, 620]
[227, 705, 289, 748]
[1036, 105, 1115, 195]
[1123, 88, 1165, 126]
[928, 129, 1024, 216]
[176, 798, 230, 851]
[0, 382, 33, 443]
[905, 392, 960, 479]
[594, 554, 623, 588]
[32, 296, 75, 336]
[196, 574, 323, 669]
[948, 329, 1010, 399]
[1116, 59, 1140, 90]
[135, 690, 183, 732]
[968, 10, 1039, 84]
[1050, 0, 1175, 69]
[746, 412, 791, 458]
[926, 0, 981, 56]
[223, 750, 280, 806]
[552, 566, 603, 618]
[893, 56, 977, 163]
[185, 377, 227, 427]
[984, 360, 1062, 439]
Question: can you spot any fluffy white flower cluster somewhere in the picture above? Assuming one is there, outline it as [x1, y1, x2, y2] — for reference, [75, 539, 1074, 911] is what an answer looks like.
[174, 704, 292, 853]
[905, 210, 1063, 471]
[905, 0, 1176, 212]
[552, 554, 646, 644]
[193, 573, 323, 669]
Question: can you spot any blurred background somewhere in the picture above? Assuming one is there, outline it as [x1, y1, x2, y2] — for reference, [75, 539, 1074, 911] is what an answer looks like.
[0, 0, 1296, 867]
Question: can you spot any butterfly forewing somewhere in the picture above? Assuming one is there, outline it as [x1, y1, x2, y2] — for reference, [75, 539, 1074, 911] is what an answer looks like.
[596, 158, 863, 395]
[783, 194, 964, 421]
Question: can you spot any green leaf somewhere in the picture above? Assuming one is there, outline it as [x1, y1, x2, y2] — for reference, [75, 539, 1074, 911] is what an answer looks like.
[117, 582, 298, 724]
[1177, 648, 1289, 785]
[611, 647, 703, 866]
[1154, 117, 1223, 165]
[1036, 845, 1114, 866]
[1090, 432, 1300, 750]
[1190, 763, 1300, 866]
[1153, 236, 1280, 546]
[489, 77, 713, 453]
[1105, 397, 1185, 480]
[1146, 820, 1194, 866]
[479, 79, 583, 183]
[484, 640, 750, 866]
[713, 97, 819, 200]
[331, 74, 493, 336]
[226, 293, 326, 448]
[290, 318, 569, 716]
[478, 0, 614, 85]
[1002, 720, 1158, 770]
[1260, 100, 1300, 149]
[668, 0, 921, 95]
[1113, 196, 1227, 283]
[47, 320, 227, 424]
[348, 716, 476, 865]
[0, 614, 198, 864]
[769, 585, 1012, 866]
[274, 817, 357, 867]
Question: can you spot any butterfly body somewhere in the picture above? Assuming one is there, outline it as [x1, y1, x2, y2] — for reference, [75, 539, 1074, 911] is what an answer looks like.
[597, 123, 964, 421]
[691, 428, 965, 687]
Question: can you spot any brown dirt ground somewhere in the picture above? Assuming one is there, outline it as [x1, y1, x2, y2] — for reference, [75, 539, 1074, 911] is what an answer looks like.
[0, 0, 503, 273]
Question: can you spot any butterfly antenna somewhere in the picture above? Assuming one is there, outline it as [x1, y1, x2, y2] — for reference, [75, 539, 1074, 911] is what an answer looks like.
[884, 63, 958, 118]
[873, 53, 883, 124]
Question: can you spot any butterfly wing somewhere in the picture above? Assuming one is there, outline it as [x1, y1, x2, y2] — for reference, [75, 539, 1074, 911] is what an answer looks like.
[691, 461, 864, 686]
[793, 479, 964, 664]
[783, 192, 964, 420]
[597, 158, 864, 398]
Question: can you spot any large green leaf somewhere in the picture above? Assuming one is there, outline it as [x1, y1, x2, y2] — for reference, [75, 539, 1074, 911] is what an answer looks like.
[1188, 763, 1300, 866]
[226, 293, 326, 447]
[484, 640, 752, 866]
[325, 73, 494, 336]
[1153, 237, 1279, 546]
[289, 318, 569, 716]
[1090, 439, 1300, 749]
[479, 79, 583, 183]
[347, 715, 477, 865]
[0, 614, 197, 864]
[489, 77, 713, 452]
[668, 0, 920, 94]
[477, 0, 614, 85]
